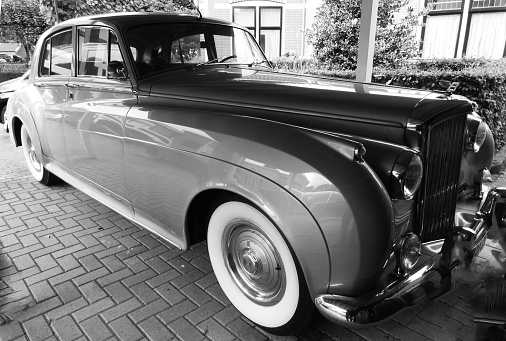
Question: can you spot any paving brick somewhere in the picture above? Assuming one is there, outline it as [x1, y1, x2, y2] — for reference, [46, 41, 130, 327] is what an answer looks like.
[144, 256, 172, 274]
[56, 254, 80, 271]
[122, 269, 157, 288]
[79, 281, 107, 303]
[12, 254, 35, 271]
[130, 282, 159, 304]
[73, 244, 107, 259]
[30, 244, 64, 259]
[101, 297, 142, 323]
[190, 257, 213, 274]
[25, 266, 63, 286]
[109, 316, 144, 341]
[104, 282, 134, 304]
[195, 273, 218, 290]
[116, 245, 149, 260]
[181, 283, 213, 306]
[79, 254, 103, 272]
[168, 317, 205, 341]
[377, 319, 426, 341]
[118, 235, 140, 249]
[34, 254, 58, 272]
[19, 234, 39, 247]
[73, 267, 110, 287]
[9, 244, 44, 259]
[157, 299, 197, 324]
[167, 257, 194, 274]
[171, 269, 205, 289]
[80, 315, 114, 341]
[0, 321, 24, 340]
[54, 281, 82, 304]
[214, 306, 241, 326]
[52, 315, 83, 340]
[228, 319, 267, 341]
[12, 296, 61, 323]
[138, 316, 174, 341]
[48, 268, 87, 286]
[23, 315, 53, 341]
[72, 297, 115, 322]
[128, 299, 171, 324]
[186, 300, 224, 325]
[52, 244, 85, 259]
[146, 269, 180, 288]
[30, 280, 56, 302]
[122, 256, 149, 273]
[206, 282, 231, 306]
[181, 244, 207, 262]
[198, 318, 236, 341]
[45, 297, 88, 321]
[97, 268, 133, 287]
[3, 266, 40, 283]
[155, 283, 185, 305]
[58, 234, 80, 247]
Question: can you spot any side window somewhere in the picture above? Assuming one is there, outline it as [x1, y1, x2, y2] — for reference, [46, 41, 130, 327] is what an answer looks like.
[40, 30, 72, 76]
[78, 27, 126, 79]
[78, 27, 108, 77]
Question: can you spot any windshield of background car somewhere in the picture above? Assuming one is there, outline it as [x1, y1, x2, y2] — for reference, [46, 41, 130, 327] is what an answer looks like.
[124, 22, 268, 78]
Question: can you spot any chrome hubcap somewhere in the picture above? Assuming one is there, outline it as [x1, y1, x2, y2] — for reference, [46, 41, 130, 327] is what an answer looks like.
[223, 219, 285, 306]
[26, 136, 42, 172]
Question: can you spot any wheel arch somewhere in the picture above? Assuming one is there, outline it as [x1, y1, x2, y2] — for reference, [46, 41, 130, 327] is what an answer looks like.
[185, 186, 331, 300]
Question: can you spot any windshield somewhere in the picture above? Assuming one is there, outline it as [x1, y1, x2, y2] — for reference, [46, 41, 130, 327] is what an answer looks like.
[125, 22, 268, 78]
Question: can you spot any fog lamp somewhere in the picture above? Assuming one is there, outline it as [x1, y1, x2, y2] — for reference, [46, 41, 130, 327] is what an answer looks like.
[393, 233, 421, 277]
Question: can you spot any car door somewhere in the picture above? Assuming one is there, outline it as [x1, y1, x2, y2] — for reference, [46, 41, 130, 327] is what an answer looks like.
[64, 26, 136, 206]
[35, 29, 72, 168]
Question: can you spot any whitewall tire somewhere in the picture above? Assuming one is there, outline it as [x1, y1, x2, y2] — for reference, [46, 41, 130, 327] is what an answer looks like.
[21, 125, 60, 186]
[207, 199, 313, 335]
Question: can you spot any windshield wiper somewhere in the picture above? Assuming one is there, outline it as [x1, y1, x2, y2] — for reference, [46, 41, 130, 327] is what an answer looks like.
[248, 60, 270, 67]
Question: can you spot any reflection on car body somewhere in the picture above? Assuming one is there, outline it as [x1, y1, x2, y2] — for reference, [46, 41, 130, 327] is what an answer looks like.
[7, 12, 505, 335]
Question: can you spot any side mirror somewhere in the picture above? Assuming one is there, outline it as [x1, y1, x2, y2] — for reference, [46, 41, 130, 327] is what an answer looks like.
[108, 60, 128, 79]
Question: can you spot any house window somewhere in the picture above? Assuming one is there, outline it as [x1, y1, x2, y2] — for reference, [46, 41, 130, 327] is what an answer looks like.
[428, 0, 462, 10]
[259, 7, 282, 59]
[233, 7, 256, 37]
[232, 6, 282, 59]
[472, 0, 506, 8]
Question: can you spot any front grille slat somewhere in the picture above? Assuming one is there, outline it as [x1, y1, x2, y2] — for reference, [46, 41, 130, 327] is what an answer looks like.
[415, 114, 467, 242]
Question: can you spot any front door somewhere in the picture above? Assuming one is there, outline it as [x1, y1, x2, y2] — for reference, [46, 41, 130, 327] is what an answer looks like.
[64, 27, 136, 204]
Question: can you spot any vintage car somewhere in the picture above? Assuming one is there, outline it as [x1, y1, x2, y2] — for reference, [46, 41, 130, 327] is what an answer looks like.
[0, 70, 29, 132]
[7, 12, 506, 335]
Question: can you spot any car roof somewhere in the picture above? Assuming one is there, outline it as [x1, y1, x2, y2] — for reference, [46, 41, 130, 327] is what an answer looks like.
[46, 12, 241, 33]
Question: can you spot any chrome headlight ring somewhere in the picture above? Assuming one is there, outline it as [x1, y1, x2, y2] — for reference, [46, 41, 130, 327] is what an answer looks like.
[466, 114, 487, 153]
[391, 150, 423, 200]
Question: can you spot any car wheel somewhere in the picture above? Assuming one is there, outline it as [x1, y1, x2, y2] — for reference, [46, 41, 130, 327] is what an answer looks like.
[21, 125, 60, 186]
[207, 199, 313, 335]
[1, 106, 8, 133]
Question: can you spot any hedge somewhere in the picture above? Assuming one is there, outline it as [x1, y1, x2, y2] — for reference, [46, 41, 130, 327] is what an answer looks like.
[0, 63, 29, 83]
[272, 57, 506, 151]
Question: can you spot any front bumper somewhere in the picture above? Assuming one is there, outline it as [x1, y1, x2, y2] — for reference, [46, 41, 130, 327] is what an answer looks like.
[315, 187, 506, 326]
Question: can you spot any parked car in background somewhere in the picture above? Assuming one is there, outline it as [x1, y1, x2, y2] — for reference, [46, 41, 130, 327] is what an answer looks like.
[0, 70, 29, 133]
[6, 12, 505, 335]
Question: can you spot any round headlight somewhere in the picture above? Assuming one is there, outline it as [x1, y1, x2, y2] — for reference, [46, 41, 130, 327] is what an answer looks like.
[393, 233, 421, 277]
[466, 116, 487, 153]
[391, 152, 423, 200]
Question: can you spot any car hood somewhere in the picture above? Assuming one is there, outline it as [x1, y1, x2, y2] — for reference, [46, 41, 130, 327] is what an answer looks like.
[142, 66, 472, 143]
[0, 72, 29, 94]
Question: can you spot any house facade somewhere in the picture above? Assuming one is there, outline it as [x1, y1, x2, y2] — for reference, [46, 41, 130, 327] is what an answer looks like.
[197, 0, 322, 58]
[419, 0, 506, 58]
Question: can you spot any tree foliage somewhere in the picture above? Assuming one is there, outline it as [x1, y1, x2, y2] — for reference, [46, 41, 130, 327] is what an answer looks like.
[307, 0, 422, 70]
[39, 0, 195, 24]
[0, 0, 50, 60]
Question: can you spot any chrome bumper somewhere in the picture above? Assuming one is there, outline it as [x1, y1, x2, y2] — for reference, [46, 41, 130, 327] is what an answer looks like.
[315, 187, 506, 326]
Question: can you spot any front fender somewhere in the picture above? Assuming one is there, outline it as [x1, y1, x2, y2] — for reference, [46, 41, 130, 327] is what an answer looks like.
[8, 88, 43, 160]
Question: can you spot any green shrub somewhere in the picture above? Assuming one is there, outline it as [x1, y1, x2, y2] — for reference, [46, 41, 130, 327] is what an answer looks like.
[0, 64, 29, 83]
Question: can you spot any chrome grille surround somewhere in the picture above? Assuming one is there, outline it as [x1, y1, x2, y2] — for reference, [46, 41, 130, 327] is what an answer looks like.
[415, 114, 467, 242]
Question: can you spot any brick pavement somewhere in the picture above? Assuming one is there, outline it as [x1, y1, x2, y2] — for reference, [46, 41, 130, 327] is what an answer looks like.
[0, 130, 505, 341]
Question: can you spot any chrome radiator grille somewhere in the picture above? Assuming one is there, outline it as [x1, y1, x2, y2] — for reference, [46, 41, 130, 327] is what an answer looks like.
[415, 114, 467, 242]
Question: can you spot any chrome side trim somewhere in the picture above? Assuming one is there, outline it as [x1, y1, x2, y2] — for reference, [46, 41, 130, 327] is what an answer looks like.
[315, 187, 506, 325]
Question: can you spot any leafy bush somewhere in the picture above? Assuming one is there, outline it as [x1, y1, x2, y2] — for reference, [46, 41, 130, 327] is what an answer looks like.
[0, 64, 29, 83]
[307, 0, 421, 70]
